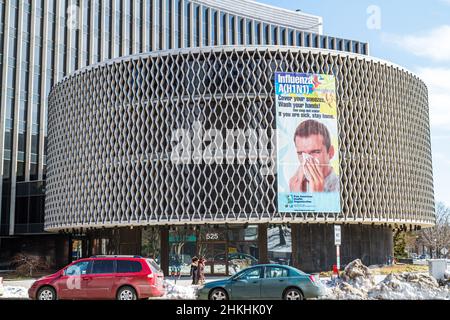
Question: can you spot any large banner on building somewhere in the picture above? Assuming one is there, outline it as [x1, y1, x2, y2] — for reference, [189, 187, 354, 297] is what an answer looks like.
[276, 72, 341, 213]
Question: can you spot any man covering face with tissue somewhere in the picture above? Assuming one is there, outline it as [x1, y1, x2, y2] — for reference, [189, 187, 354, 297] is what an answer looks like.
[289, 119, 339, 193]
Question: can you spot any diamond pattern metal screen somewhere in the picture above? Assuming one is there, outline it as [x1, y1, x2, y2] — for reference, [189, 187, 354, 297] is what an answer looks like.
[45, 47, 435, 232]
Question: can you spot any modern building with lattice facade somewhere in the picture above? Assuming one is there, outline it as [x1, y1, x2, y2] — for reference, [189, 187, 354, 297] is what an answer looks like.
[2, 0, 434, 273]
[46, 44, 435, 272]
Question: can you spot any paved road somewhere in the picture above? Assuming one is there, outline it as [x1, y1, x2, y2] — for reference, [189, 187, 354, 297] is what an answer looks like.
[0, 276, 225, 300]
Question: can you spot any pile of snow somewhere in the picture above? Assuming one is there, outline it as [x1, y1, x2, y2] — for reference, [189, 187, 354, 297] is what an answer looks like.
[320, 259, 450, 300]
[369, 273, 450, 300]
[1, 286, 29, 299]
[0, 278, 3, 296]
[163, 281, 198, 300]
[323, 259, 376, 300]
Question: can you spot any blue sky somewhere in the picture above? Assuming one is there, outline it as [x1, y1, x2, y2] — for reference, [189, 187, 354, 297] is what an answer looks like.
[259, 0, 450, 207]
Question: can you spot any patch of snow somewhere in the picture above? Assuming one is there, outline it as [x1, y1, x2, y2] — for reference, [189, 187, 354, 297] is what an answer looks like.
[369, 273, 450, 300]
[319, 259, 450, 300]
[1, 286, 29, 299]
[163, 281, 198, 300]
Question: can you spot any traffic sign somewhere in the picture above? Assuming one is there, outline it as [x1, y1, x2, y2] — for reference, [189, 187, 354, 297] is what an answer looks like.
[334, 225, 341, 246]
[441, 248, 448, 256]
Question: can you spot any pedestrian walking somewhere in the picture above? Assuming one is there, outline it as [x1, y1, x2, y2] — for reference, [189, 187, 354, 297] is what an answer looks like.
[190, 256, 199, 285]
[198, 257, 206, 285]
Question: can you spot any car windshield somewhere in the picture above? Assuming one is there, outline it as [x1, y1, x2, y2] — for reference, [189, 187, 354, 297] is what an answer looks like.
[230, 269, 246, 280]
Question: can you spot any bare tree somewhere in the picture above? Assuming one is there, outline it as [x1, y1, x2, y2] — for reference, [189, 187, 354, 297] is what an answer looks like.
[11, 254, 50, 277]
[417, 202, 450, 258]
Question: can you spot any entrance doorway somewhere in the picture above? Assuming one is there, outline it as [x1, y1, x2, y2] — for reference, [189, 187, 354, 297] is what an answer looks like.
[197, 242, 227, 275]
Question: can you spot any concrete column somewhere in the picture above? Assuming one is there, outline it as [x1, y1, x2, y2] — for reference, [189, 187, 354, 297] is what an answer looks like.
[258, 23, 263, 45]
[9, 0, 26, 235]
[89, 0, 96, 64]
[170, 0, 176, 49]
[197, 3, 202, 47]
[179, 0, 185, 47]
[66, 0, 73, 74]
[78, 0, 85, 68]
[188, 2, 193, 47]
[207, 7, 212, 46]
[250, 20, 255, 45]
[131, 0, 137, 54]
[258, 224, 268, 264]
[233, 14, 238, 46]
[142, 0, 148, 51]
[100, 0, 107, 60]
[24, 0, 37, 182]
[224, 13, 229, 45]
[111, 0, 116, 58]
[151, 0, 157, 51]
[0, 0, 12, 214]
[38, 0, 49, 181]
[121, 0, 127, 56]
[160, 0, 166, 50]
[160, 226, 169, 275]
[53, 0, 62, 82]
[291, 223, 299, 268]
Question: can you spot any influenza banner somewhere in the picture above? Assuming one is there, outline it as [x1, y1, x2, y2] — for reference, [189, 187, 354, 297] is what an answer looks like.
[275, 72, 341, 213]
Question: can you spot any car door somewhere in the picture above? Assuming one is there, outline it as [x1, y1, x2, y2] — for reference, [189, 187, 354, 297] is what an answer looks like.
[260, 266, 290, 299]
[230, 267, 262, 300]
[84, 259, 116, 299]
[54, 260, 91, 300]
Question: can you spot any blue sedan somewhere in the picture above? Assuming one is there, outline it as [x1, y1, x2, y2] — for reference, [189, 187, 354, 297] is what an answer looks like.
[197, 264, 326, 300]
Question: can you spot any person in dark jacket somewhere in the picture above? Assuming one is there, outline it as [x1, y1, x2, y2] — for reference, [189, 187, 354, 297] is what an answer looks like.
[190, 257, 199, 285]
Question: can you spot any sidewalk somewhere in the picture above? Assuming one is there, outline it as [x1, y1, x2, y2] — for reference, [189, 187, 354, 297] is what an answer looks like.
[0, 280, 33, 300]
[3, 279, 36, 289]
[164, 276, 227, 287]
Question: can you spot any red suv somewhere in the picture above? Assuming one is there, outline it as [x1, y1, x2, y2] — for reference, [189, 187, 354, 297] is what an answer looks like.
[28, 256, 165, 300]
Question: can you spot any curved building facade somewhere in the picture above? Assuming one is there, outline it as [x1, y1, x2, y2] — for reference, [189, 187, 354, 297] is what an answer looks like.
[0, 0, 367, 268]
[45, 46, 434, 272]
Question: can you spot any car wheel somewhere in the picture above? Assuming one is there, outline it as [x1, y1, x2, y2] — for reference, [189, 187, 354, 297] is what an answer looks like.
[283, 288, 304, 300]
[117, 286, 138, 300]
[37, 286, 57, 301]
[209, 288, 228, 300]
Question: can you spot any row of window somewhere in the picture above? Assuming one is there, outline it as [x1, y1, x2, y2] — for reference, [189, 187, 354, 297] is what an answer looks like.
[66, 259, 143, 275]
[0, 0, 366, 192]
[2, 0, 367, 114]
[1, 0, 43, 186]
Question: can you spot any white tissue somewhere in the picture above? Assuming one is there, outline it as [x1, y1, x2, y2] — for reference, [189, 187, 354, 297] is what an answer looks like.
[302, 153, 319, 181]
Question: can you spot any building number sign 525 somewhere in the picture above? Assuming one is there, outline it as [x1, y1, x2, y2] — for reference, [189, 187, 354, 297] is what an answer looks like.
[206, 233, 219, 240]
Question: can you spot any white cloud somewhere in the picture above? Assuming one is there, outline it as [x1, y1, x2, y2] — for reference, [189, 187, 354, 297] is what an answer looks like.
[416, 67, 450, 129]
[440, 0, 450, 5]
[382, 25, 450, 62]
